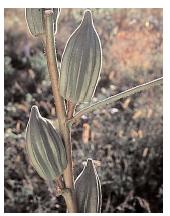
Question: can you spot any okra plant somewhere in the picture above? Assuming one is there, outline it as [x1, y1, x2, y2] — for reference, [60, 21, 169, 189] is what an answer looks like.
[25, 8, 163, 213]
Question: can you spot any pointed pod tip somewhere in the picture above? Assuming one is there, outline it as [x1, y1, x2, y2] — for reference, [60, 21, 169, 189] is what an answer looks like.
[30, 105, 41, 118]
[84, 9, 92, 16]
[86, 158, 94, 166]
[83, 9, 93, 24]
[31, 105, 39, 112]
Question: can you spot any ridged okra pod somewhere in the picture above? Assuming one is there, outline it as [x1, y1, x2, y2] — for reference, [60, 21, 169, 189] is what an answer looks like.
[25, 105, 67, 181]
[74, 158, 102, 212]
[59, 10, 102, 104]
[25, 8, 60, 37]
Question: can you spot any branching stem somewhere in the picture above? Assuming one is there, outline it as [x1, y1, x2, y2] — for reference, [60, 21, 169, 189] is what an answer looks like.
[68, 77, 163, 125]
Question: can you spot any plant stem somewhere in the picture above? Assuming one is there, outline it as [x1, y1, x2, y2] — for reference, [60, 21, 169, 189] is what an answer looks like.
[43, 10, 77, 212]
[67, 100, 76, 120]
[68, 77, 163, 125]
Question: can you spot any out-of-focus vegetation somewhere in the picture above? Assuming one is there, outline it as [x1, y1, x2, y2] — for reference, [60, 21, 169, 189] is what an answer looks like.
[4, 9, 162, 213]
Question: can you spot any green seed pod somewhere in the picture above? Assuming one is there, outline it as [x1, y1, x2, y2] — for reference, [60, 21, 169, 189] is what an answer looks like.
[59, 10, 102, 104]
[25, 8, 60, 37]
[75, 158, 102, 213]
[25, 105, 67, 181]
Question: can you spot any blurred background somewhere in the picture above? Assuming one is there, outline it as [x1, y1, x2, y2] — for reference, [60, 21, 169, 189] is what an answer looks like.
[4, 8, 163, 213]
